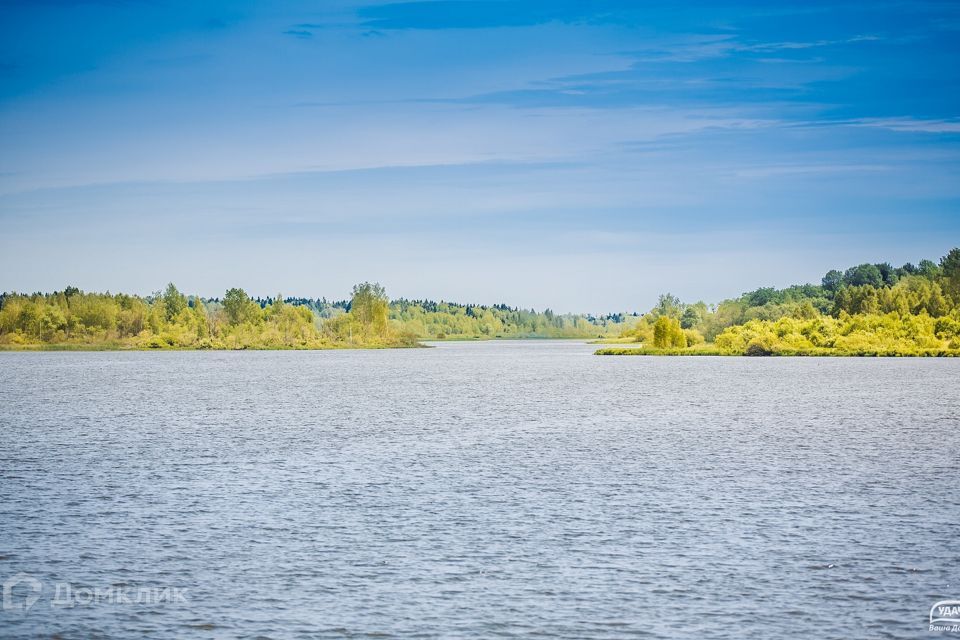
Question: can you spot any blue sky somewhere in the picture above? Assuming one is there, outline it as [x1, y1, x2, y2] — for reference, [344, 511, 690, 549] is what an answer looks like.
[1, 0, 958, 312]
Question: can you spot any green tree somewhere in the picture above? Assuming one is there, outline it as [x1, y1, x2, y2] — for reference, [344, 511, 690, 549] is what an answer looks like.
[822, 269, 843, 293]
[349, 282, 389, 336]
[940, 247, 960, 303]
[793, 300, 819, 320]
[162, 283, 187, 321]
[652, 316, 685, 348]
[653, 293, 683, 319]
[918, 259, 940, 278]
[746, 287, 779, 307]
[876, 262, 899, 286]
[223, 287, 254, 325]
[844, 264, 883, 288]
[680, 305, 702, 329]
[191, 296, 209, 339]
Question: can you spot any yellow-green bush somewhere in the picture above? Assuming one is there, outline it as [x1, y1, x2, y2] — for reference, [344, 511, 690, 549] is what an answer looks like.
[714, 312, 959, 356]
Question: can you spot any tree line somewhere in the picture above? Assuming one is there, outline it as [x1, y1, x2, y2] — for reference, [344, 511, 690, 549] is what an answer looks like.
[4, 248, 957, 353]
[0, 282, 415, 349]
[0, 282, 626, 349]
[617, 248, 960, 356]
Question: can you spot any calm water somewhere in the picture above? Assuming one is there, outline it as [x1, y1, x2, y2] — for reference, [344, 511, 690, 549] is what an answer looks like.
[1, 341, 958, 638]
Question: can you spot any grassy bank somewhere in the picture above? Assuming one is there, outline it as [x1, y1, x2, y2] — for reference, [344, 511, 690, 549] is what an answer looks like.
[0, 341, 427, 352]
[596, 345, 727, 356]
[595, 345, 960, 356]
[0, 342, 133, 351]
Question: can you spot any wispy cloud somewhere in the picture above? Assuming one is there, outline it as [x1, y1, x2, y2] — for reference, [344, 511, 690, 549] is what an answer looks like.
[738, 34, 882, 53]
[357, 0, 598, 30]
[729, 163, 890, 179]
[845, 117, 960, 133]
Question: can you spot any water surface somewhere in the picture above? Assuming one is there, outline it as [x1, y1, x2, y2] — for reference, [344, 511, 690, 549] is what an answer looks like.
[1, 341, 958, 638]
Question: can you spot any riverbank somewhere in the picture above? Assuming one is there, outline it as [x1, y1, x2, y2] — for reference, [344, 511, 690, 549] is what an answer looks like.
[0, 342, 430, 353]
[0, 340, 427, 351]
[595, 345, 960, 356]
[0, 335, 601, 351]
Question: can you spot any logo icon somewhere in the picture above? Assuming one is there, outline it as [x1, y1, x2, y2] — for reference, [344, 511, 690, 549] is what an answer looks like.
[2, 573, 43, 612]
[931, 600, 960, 626]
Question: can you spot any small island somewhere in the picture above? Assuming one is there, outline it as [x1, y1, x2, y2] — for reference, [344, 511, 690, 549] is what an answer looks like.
[597, 248, 960, 357]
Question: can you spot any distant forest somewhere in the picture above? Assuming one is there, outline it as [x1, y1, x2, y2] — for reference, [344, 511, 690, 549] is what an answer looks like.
[606, 247, 960, 356]
[0, 282, 629, 350]
[2, 248, 958, 354]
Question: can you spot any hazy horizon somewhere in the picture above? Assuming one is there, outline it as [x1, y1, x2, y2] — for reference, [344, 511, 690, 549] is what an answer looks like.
[1, 242, 956, 317]
[2, 1, 958, 312]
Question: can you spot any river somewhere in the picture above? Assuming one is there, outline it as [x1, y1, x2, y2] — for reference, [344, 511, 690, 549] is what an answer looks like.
[1, 341, 957, 637]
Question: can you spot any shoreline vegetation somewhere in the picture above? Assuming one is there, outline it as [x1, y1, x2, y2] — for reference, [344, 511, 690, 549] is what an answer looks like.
[596, 248, 960, 357]
[2, 248, 958, 355]
[0, 282, 627, 351]
[595, 346, 960, 357]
